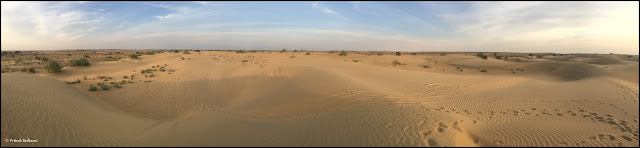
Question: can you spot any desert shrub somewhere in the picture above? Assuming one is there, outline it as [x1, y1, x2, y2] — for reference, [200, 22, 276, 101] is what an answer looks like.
[15, 58, 23, 63]
[100, 83, 110, 90]
[378, 52, 384, 56]
[173, 50, 180, 53]
[102, 56, 118, 61]
[504, 56, 509, 61]
[84, 55, 90, 58]
[281, 49, 287, 53]
[41, 57, 49, 62]
[195, 50, 200, 52]
[305, 52, 310, 55]
[129, 54, 138, 59]
[440, 53, 447, 56]
[536, 55, 543, 58]
[242, 60, 248, 62]
[294, 50, 298, 52]
[329, 50, 335, 54]
[69, 58, 90, 66]
[89, 85, 98, 91]
[392, 59, 402, 65]
[290, 55, 295, 58]
[339, 50, 348, 56]
[476, 53, 484, 57]
[20, 68, 27, 72]
[396, 52, 401, 56]
[529, 53, 533, 56]
[481, 55, 488, 59]
[123, 75, 128, 79]
[113, 83, 121, 88]
[236, 50, 246, 53]
[480, 69, 488, 72]
[28, 67, 35, 73]
[45, 61, 63, 73]
[423, 65, 430, 68]
[495, 55, 503, 60]
[183, 51, 190, 54]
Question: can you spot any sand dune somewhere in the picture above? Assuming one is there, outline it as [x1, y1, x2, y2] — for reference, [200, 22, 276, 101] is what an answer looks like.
[2, 50, 638, 146]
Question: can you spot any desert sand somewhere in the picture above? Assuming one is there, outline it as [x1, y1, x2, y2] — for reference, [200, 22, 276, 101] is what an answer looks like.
[1, 50, 639, 146]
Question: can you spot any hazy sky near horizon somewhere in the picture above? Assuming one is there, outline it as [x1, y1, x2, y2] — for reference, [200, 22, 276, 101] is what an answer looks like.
[1, 1, 638, 54]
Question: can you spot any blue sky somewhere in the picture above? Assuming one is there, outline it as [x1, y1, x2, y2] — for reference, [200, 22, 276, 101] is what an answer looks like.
[1, 1, 638, 54]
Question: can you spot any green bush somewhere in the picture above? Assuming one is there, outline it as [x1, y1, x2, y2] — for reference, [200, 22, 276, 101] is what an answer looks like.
[45, 61, 63, 73]
[411, 53, 417, 55]
[378, 52, 384, 56]
[495, 55, 503, 60]
[102, 56, 118, 61]
[173, 50, 180, 53]
[129, 54, 138, 59]
[339, 50, 348, 56]
[183, 51, 190, 54]
[476, 53, 484, 57]
[28, 67, 36, 73]
[236, 50, 246, 53]
[305, 52, 311, 55]
[281, 49, 287, 53]
[89, 85, 98, 91]
[481, 55, 488, 59]
[396, 52, 401, 56]
[440, 53, 447, 56]
[69, 58, 90, 66]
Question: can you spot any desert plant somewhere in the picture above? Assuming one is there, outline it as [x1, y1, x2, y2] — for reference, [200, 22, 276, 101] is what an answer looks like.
[173, 50, 180, 53]
[281, 49, 287, 53]
[45, 61, 63, 73]
[183, 51, 190, 54]
[294, 50, 298, 52]
[290, 55, 296, 58]
[100, 83, 110, 90]
[495, 55, 503, 60]
[102, 56, 118, 61]
[378, 52, 384, 56]
[113, 83, 121, 88]
[69, 58, 90, 66]
[89, 85, 98, 91]
[536, 55, 543, 58]
[481, 55, 488, 59]
[392, 59, 402, 65]
[129, 54, 138, 59]
[411, 53, 417, 55]
[480, 69, 488, 72]
[15, 58, 23, 63]
[440, 53, 447, 56]
[28, 67, 35, 73]
[396, 52, 401, 56]
[236, 50, 246, 53]
[339, 50, 348, 56]
[305, 52, 310, 55]
[476, 53, 484, 57]
[423, 65, 430, 68]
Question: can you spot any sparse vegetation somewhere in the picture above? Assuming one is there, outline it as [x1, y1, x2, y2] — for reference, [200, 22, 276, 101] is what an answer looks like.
[378, 52, 384, 56]
[396, 52, 401, 56]
[89, 85, 98, 91]
[392, 59, 403, 66]
[129, 54, 138, 59]
[305, 52, 311, 55]
[69, 58, 90, 66]
[173, 50, 180, 53]
[481, 55, 488, 59]
[183, 51, 190, 54]
[99, 83, 110, 90]
[28, 67, 35, 73]
[339, 50, 348, 56]
[45, 61, 63, 73]
[290, 55, 296, 58]
[476, 53, 484, 57]
[440, 53, 447, 56]
[480, 69, 488, 72]
[495, 55, 503, 60]
[536, 55, 543, 58]
[423, 65, 430, 68]
[102, 56, 118, 61]
[236, 50, 246, 53]
[411, 53, 417, 55]
[281, 49, 287, 53]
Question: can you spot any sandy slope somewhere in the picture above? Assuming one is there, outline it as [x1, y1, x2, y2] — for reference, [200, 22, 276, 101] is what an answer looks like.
[2, 51, 638, 146]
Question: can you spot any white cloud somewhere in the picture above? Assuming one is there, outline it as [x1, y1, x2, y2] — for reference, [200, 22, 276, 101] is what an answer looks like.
[312, 1, 319, 8]
[322, 8, 337, 14]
